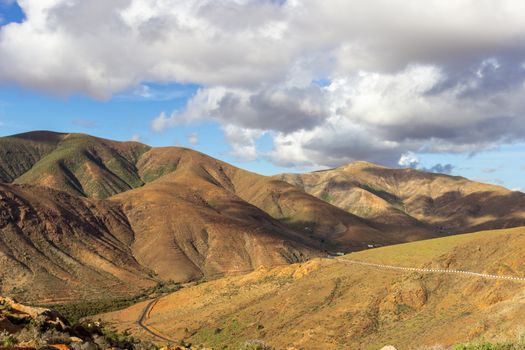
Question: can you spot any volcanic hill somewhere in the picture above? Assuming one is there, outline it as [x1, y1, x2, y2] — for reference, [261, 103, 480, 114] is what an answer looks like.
[0, 131, 408, 301]
[276, 161, 525, 234]
[1, 131, 524, 303]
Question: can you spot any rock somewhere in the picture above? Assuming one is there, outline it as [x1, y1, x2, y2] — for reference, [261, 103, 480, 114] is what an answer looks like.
[78, 343, 97, 350]
[380, 346, 397, 350]
[0, 316, 23, 333]
[69, 337, 83, 343]
[0, 297, 68, 330]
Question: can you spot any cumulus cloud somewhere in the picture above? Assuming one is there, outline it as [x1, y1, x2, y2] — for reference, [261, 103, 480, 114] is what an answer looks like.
[398, 152, 420, 168]
[151, 111, 177, 132]
[187, 132, 198, 145]
[222, 124, 264, 161]
[397, 152, 454, 174]
[2, 0, 525, 167]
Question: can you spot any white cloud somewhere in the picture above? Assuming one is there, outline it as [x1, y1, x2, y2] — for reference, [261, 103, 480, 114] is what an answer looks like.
[398, 152, 420, 168]
[187, 132, 198, 145]
[222, 124, 264, 162]
[151, 111, 177, 132]
[2, 1, 525, 167]
[130, 133, 141, 142]
[3, 0, 525, 97]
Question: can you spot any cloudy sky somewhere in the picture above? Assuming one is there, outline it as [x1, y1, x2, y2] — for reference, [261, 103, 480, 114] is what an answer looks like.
[1, 0, 525, 190]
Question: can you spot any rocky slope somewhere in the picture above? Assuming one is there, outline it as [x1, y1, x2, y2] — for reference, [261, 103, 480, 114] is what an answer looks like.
[0, 183, 155, 302]
[0, 296, 169, 349]
[276, 161, 525, 234]
[2, 131, 523, 302]
[0, 132, 414, 301]
[100, 226, 525, 350]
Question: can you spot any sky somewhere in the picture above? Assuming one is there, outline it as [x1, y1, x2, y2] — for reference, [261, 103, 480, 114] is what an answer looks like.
[1, 1, 525, 190]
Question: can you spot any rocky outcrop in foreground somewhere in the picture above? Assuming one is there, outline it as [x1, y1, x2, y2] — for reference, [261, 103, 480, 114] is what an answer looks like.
[0, 297, 158, 350]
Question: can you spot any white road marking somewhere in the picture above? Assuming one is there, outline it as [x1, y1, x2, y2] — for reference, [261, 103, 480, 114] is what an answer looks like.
[339, 259, 525, 282]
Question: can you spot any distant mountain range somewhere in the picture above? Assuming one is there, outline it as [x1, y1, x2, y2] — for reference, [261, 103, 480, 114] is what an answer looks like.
[1, 131, 524, 302]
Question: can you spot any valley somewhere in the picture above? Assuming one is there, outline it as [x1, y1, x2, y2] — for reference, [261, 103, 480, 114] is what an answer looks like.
[99, 226, 525, 349]
[1, 131, 525, 349]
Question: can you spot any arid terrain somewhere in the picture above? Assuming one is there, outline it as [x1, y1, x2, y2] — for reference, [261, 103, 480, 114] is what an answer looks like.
[100, 226, 525, 350]
[1, 131, 525, 349]
[1, 131, 525, 304]
[276, 161, 525, 234]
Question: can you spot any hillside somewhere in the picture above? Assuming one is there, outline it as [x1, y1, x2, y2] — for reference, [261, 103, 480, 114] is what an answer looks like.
[99, 226, 525, 350]
[109, 146, 402, 282]
[0, 183, 155, 302]
[0, 131, 64, 183]
[0, 131, 424, 301]
[2, 131, 523, 303]
[276, 161, 525, 234]
[0, 132, 437, 249]
[11, 132, 150, 199]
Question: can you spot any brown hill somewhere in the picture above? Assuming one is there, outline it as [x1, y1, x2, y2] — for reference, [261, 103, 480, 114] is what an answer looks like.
[2, 131, 520, 302]
[1, 132, 426, 301]
[0, 132, 440, 251]
[276, 161, 525, 234]
[11, 132, 150, 199]
[110, 147, 402, 282]
[99, 226, 525, 350]
[0, 183, 155, 303]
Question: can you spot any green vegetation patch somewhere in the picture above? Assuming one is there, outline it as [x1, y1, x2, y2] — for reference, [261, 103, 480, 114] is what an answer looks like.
[453, 339, 525, 350]
[190, 318, 248, 348]
[40, 282, 182, 324]
[321, 192, 334, 203]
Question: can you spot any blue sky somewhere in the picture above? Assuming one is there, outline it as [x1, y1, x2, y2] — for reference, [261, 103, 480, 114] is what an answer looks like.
[1, 1, 525, 190]
[0, 83, 294, 175]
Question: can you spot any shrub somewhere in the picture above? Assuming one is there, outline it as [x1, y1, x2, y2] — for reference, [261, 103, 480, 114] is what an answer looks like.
[0, 330, 18, 347]
[452, 340, 525, 350]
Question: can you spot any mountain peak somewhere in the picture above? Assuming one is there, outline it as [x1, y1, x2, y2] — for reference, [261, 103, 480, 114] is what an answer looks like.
[339, 160, 385, 171]
[9, 130, 67, 144]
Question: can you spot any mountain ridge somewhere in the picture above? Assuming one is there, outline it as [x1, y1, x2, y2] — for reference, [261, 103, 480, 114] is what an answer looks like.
[1, 130, 524, 302]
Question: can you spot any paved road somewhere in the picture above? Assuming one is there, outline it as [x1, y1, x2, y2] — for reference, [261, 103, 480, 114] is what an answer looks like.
[136, 298, 176, 343]
[341, 259, 525, 282]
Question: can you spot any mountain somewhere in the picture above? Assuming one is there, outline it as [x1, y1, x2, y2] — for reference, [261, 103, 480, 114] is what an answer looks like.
[276, 161, 525, 234]
[99, 226, 525, 350]
[5, 131, 150, 199]
[0, 183, 155, 303]
[2, 131, 523, 302]
[0, 131, 424, 301]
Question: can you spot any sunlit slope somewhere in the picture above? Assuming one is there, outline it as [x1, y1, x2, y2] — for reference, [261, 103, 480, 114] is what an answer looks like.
[13, 133, 150, 198]
[277, 161, 525, 234]
[0, 131, 64, 183]
[100, 226, 525, 350]
[130, 146, 421, 250]
[0, 132, 419, 249]
[110, 147, 395, 282]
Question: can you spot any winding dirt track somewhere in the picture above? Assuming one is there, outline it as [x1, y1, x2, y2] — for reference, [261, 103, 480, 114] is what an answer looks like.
[136, 258, 525, 343]
[137, 298, 176, 343]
